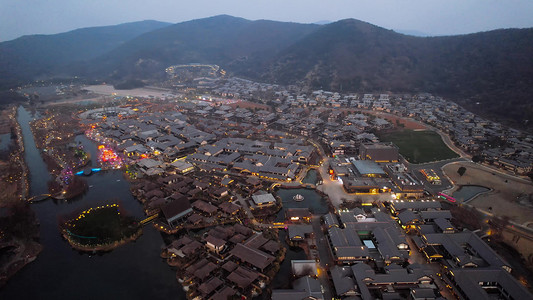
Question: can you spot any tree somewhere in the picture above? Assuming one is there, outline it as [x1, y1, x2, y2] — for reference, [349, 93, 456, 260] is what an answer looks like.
[472, 155, 483, 163]
[300, 265, 316, 277]
[527, 172, 533, 183]
[488, 215, 510, 241]
[457, 166, 467, 176]
[450, 205, 482, 230]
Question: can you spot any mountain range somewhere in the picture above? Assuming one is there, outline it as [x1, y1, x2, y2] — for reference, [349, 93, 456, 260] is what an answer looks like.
[0, 20, 170, 88]
[1, 15, 532, 128]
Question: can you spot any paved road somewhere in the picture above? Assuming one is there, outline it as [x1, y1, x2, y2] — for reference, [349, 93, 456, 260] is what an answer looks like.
[307, 137, 356, 208]
[408, 157, 466, 195]
[310, 216, 333, 299]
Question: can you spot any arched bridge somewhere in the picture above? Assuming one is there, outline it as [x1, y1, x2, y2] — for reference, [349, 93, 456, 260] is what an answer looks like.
[27, 194, 52, 203]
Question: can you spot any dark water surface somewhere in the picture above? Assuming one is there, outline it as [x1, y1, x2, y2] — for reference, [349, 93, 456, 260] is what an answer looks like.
[452, 185, 490, 202]
[0, 107, 184, 299]
[275, 188, 329, 222]
[302, 169, 318, 184]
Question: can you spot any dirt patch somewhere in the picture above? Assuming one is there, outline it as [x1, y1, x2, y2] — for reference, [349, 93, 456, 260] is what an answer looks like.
[367, 111, 427, 130]
[443, 161, 533, 224]
[84, 85, 172, 98]
[228, 100, 270, 111]
[385, 115, 427, 130]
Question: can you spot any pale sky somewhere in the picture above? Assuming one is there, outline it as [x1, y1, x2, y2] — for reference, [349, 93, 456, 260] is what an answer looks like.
[1, 0, 533, 42]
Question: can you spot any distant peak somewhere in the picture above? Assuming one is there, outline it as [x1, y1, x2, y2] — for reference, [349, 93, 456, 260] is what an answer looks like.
[205, 14, 248, 22]
[313, 20, 332, 25]
[394, 29, 434, 37]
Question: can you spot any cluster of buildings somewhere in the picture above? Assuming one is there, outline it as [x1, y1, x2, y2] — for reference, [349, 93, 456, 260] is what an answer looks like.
[136, 73, 532, 177]
[190, 137, 314, 181]
[404, 94, 533, 175]
[84, 98, 317, 184]
[391, 200, 532, 300]
[76, 77, 533, 299]
[212, 77, 283, 99]
[310, 200, 532, 299]
[328, 143, 424, 198]
[130, 171, 241, 230]
[162, 223, 282, 299]
[258, 88, 532, 176]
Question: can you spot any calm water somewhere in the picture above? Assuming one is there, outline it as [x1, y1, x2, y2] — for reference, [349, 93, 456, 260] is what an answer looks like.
[0, 107, 184, 299]
[302, 169, 318, 185]
[255, 230, 307, 300]
[452, 185, 490, 203]
[17, 106, 50, 195]
[274, 187, 328, 282]
[275, 188, 329, 222]
[269, 231, 307, 289]
[252, 188, 327, 298]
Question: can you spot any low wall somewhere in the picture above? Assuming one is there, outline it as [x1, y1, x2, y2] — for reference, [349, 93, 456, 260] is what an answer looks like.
[501, 226, 533, 265]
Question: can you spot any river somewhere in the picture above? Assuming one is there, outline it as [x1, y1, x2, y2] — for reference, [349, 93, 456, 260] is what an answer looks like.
[258, 187, 328, 297]
[0, 107, 184, 299]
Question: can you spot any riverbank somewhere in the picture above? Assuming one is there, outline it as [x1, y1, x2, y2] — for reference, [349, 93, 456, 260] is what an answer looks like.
[0, 106, 30, 203]
[29, 106, 91, 198]
[0, 106, 39, 286]
[61, 228, 142, 252]
[2, 105, 184, 299]
[0, 202, 42, 288]
[0, 238, 42, 288]
[60, 204, 142, 252]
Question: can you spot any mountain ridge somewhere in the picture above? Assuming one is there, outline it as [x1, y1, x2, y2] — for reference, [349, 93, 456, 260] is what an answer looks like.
[0, 20, 172, 88]
[1, 15, 532, 127]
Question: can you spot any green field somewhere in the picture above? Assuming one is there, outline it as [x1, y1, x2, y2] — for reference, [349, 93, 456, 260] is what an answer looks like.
[378, 130, 459, 164]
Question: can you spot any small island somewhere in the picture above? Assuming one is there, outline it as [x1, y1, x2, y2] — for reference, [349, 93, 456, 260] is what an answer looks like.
[60, 204, 141, 252]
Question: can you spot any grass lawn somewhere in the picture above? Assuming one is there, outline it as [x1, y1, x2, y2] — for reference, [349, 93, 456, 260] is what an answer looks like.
[378, 129, 459, 164]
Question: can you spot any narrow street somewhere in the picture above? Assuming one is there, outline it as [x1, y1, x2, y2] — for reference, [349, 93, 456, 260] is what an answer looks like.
[232, 193, 254, 220]
[405, 235, 455, 299]
[311, 216, 333, 299]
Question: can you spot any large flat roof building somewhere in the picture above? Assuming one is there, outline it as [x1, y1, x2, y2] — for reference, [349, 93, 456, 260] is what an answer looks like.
[351, 160, 387, 178]
[272, 276, 324, 300]
[360, 143, 399, 162]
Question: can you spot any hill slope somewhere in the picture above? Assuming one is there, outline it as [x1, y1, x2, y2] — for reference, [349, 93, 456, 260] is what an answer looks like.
[0, 20, 171, 88]
[1, 16, 532, 127]
[261, 19, 533, 125]
[79, 15, 319, 80]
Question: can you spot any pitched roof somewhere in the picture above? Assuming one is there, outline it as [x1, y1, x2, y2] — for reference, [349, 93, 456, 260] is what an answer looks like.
[230, 243, 274, 270]
[198, 276, 223, 296]
[227, 266, 259, 289]
[161, 199, 192, 222]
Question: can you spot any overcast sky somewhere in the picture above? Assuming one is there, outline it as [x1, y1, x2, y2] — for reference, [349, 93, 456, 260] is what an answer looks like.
[1, 0, 533, 42]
